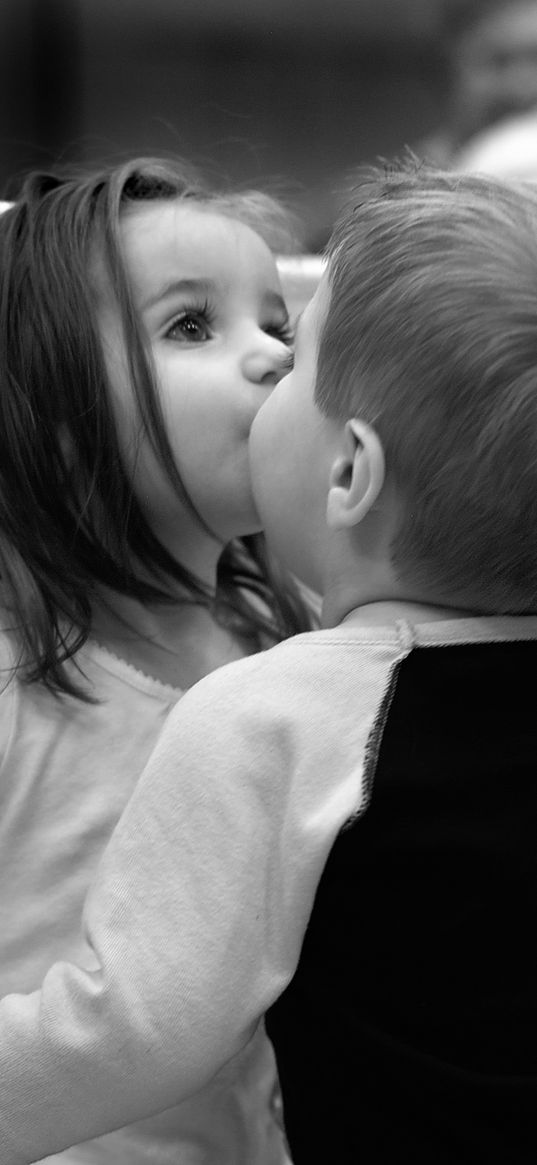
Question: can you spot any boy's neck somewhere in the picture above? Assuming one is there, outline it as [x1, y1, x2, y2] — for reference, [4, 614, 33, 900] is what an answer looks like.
[319, 546, 477, 630]
[328, 599, 474, 631]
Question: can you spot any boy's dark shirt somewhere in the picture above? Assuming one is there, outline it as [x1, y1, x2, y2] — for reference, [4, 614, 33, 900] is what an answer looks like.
[267, 641, 537, 1164]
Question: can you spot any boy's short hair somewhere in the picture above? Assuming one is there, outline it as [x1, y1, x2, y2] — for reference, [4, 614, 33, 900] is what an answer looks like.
[315, 162, 537, 614]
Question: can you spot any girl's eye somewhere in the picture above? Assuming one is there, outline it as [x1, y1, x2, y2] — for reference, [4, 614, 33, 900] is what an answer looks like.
[165, 310, 212, 343]
[265, 321, 294, 346]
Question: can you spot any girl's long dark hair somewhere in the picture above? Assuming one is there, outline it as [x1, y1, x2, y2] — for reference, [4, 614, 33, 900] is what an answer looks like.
[0, 157, 314, 699]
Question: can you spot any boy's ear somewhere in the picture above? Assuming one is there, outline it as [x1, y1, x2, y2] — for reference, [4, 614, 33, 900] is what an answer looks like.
[326, 419, 385, 530]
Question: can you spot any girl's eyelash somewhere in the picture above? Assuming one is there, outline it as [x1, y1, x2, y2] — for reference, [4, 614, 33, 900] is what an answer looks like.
[165, 298, 215, 337]
[270, 323, 294, 346]
[163, 304, 293, 346]
[280, 349, 295, 372]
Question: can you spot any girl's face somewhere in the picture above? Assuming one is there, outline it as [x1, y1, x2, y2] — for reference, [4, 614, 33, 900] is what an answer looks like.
[98, 200, 292, 568]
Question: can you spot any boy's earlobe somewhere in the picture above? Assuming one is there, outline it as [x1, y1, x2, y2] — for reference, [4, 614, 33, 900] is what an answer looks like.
[326, 419, 385, 530]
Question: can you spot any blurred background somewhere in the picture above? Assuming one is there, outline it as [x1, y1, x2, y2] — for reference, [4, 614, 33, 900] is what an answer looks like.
[2, 0, 537, 249]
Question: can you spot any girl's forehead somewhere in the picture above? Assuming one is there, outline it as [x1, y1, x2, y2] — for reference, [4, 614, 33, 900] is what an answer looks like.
[120, 200, 277, 293]
[94, 198, 287, 330]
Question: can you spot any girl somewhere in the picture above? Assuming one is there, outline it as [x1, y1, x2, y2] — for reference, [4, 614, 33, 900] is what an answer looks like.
[0, 157, 312, 1163]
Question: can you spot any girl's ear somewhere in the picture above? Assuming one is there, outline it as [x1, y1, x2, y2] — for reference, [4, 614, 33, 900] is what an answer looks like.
[326, 418, 385, 530]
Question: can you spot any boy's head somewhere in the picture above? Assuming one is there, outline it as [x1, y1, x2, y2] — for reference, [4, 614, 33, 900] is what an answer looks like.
[251, 162, 537, 617]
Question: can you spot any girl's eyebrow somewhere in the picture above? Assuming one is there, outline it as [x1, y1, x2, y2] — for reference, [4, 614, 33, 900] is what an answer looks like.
[142, 277, 214, 312]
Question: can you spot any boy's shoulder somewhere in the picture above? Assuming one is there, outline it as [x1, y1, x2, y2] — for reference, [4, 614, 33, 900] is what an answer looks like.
[180, 611, 537, 720]
[136, 610, 537, 848]
[143, 624, 410, 840]
[182, 623, 405, 713]
[163, 611, 537, 758]
[161, 624, 410, 786]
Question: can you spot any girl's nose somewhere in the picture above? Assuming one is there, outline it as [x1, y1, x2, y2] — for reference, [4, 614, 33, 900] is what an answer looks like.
[243, 337, 292, 388]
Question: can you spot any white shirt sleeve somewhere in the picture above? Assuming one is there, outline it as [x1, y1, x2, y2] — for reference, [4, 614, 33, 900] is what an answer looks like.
[0, 632, 393, 1164]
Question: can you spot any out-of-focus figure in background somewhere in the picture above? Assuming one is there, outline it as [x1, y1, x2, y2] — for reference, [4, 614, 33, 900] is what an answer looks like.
[420, 0, 537, 167]
[456, 105, 537, 174]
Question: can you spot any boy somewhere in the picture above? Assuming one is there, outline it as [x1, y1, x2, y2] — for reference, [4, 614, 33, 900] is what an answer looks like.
[0, 163, 536, 1164]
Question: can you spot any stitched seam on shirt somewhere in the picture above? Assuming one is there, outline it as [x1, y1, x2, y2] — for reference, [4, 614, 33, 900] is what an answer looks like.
[343, 656, 404, 830]
[291, 636, 400, 648]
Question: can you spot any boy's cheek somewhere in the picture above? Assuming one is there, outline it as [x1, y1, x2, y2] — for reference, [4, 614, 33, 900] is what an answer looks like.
[249, 403, 274, 469]
[247, 416, 266, 495]
[248, 415, 281, 518]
